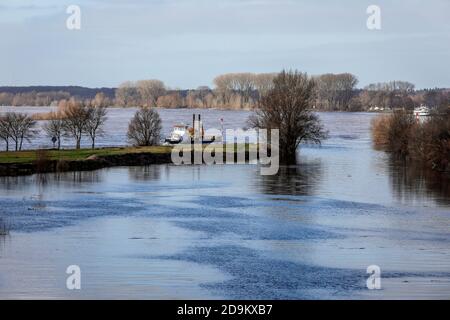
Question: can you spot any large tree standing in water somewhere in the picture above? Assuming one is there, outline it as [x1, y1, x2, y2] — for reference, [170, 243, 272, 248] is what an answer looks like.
[248, 70, 327, 164]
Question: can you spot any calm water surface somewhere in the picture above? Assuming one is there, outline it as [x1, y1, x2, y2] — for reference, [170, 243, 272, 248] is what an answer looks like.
[0, 108, 449, 299]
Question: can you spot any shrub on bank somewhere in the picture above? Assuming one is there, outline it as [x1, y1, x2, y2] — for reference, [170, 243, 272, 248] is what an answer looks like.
[371, 110, 450, 172]
[371, 111, 415, 157]
[409, 111, 450, 171]
[371, 115, 391, 150]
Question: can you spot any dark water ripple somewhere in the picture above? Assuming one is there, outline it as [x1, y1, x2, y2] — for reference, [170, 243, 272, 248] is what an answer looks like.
[0, 196, 146, 232]
[157, 246, 365, 299]
[150, 246, 450, 299]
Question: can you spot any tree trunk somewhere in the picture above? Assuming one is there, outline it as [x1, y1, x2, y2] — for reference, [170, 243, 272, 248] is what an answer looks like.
[91, 137, 95, 149]
[76, 137, 81, 149]
[280, 146, 297, 165]
[19, 135, 24, 151]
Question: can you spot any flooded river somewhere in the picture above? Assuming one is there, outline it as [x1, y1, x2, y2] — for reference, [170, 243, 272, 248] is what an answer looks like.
[0, 108, 449, 299]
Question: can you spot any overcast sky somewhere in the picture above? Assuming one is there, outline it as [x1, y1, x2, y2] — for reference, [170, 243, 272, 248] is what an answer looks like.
[0, 0, 449, 89]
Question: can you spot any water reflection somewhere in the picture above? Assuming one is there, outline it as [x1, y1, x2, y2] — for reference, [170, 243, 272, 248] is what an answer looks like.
[389, 159, 450, 206]
[0, 232, 11, 254]
[255, 160, 323, 196]
[0, 176, 29, 191]
[0, 171, 102, 189]
[55, 170, 103, 185]
[128, 166, 162, 181]
[0, 171, 103, 209]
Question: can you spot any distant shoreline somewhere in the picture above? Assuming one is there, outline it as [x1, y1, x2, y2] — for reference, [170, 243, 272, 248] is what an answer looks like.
[0, 105, 254, 111]
[1, 105, 389, 114]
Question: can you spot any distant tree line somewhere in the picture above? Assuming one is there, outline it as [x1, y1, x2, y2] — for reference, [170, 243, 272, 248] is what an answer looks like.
[114, 74, 277, 109]
[0, 91, 71, 106]
[99, 75, 450, 111]
[0, 86, 114, 106]
[1, 74, 449, 111]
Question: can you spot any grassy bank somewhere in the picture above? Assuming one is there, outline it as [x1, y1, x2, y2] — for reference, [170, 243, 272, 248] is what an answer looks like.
[0, 146, 172, 164]
[0, 143, 260, 176]
[0, 146, 174, 177]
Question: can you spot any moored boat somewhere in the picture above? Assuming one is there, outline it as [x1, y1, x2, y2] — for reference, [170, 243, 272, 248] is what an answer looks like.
[413, 105, 431, 117]
[163, 114, 222, 145]
[164, 124, 188, 144]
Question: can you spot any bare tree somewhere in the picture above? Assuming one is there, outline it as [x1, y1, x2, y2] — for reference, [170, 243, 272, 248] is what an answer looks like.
[315, 74, 337, 110]
[0, 114, 11, 151]
[115, 81, 140, 107]
[234, 73, 256, 105]
[157, 92, 183, 108]
[43, 112, 64, 149]
[213, 74, 234, 106]
[254, 73, 277, 101]
[196, 86, 212, 108]
[185, 86, 212, 109]
[16, 113, 37, 151]
[248, 70, 328, 164]
[337, 73, 359, 111]
[0, 93, 14, 106]
[213, 73, 258, 108]
[85, 106, 108, 149]
[127, 107, 162, 146]
[316, 73, 358, 110]
[136, 80, 166, 108]
[0, 112, 37, 151]
[92, 92, 110, 108]
[62, 102, 90, 149]
[365, 81, 415, 93]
